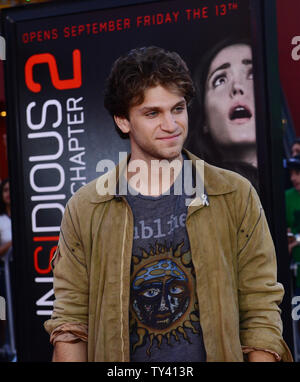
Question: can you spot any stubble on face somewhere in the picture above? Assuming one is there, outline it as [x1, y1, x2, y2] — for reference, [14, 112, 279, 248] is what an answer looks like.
[126, 85, 189, 164]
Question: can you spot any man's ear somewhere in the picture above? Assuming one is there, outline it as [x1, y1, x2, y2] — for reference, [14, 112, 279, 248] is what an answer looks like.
[114, 116, 131, 134]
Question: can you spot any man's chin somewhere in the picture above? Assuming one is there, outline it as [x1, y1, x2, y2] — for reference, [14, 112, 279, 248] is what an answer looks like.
[160, 153, 182, 162]
[142, 143, 184, 162]
[160, 146, 183, 161]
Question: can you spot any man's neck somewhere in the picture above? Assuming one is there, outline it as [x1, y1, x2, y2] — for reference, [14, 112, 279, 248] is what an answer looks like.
[126, 153, 183, 196]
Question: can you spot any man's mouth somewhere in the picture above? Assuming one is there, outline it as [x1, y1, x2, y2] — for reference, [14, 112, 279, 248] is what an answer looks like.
[157, 133, 181, 140]
[229, 105, 252, 121]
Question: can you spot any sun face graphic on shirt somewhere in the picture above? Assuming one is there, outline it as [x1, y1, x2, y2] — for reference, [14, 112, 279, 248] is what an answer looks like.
[130, 242, 199, 356]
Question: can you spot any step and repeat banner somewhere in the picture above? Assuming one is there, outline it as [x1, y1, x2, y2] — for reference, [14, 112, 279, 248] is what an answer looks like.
[2, 0, 285, 360]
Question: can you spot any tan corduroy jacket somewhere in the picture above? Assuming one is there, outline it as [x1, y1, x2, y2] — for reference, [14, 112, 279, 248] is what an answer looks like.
[44, 151, 293, 362]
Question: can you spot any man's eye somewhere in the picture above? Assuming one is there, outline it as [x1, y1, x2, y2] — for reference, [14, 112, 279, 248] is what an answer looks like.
[145, 111, 158, 118]
[173, 106, 185, 114]
[212, 75, 227, 88]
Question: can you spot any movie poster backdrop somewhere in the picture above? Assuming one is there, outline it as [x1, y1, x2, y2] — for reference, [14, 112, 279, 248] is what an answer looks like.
[2, 0, 264, 361]
[277, 0, 300, 138]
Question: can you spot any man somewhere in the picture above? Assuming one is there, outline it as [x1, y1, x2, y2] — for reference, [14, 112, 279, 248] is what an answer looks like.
[291, 139, 300, 158]
[286, 156, 300, 285]
[44, 46, 292, 362]
[285, 155, 300, 360]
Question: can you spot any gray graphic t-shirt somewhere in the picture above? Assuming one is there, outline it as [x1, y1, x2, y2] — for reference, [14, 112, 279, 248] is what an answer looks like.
[126, 170, 206, 362]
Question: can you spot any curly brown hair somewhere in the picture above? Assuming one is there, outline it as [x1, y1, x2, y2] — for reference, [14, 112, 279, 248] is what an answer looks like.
[104, 46, 195, 138]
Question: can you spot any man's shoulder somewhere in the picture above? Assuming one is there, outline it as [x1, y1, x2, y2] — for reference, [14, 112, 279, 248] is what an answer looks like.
[205, 161, 250, 182]
[70, 178, 98, 202]
[285, 187, 298, 197]
[285, 187, 300, 205]
[69, 152, 253, 205]
[205, 162, 253, 202]
[186, 150, 252, 196]
[67, 174, 114, 211]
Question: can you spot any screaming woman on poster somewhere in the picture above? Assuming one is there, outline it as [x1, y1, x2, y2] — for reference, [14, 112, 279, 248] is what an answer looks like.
[186, 37, 259, 191]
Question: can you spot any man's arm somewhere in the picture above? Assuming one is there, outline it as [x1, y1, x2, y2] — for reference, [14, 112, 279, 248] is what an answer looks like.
[287, 228, 299, 254]
[44, 198, 89, 360]
[248, 351, 276, 362]
[52, 341, 87, 362]
[0, 241, 12, 257]
[237, 185, 293, 361]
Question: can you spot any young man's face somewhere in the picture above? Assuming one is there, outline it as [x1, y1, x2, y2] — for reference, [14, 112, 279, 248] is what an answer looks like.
[115, 85, 188, 162]
[290, 168, 300, 193]
[292, 143, 300, 158]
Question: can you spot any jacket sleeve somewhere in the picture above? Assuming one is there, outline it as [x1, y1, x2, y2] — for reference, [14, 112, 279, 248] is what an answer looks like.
[44, 196, 88, 343]
[237, 185, 293, 361]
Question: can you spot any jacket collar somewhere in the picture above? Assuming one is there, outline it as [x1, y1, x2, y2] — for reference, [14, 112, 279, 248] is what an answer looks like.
[185, 150, 238, 196]
[90, 149, 237, 204]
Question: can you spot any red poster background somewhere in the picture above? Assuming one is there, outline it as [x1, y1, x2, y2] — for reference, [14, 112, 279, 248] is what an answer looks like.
[0, 60, 8, 181]
[277, 0, 300, 136]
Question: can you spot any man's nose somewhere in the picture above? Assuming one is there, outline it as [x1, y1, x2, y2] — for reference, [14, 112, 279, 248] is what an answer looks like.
[160, 113, 177, 132]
